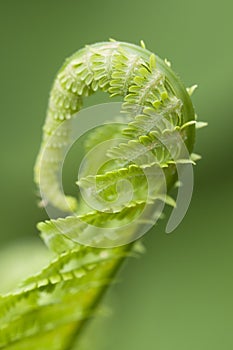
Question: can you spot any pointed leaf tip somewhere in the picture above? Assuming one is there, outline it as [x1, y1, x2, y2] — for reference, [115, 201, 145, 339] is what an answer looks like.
[164, 58, 171, 67]
[140, 40, 146, 49]
[186, 84, 198, 96]
[149, 54, 156, 70]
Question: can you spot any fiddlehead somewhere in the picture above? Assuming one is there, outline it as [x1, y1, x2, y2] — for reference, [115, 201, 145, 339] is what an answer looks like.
[34, 40, 195, 213]
[0, 40, 202, 349]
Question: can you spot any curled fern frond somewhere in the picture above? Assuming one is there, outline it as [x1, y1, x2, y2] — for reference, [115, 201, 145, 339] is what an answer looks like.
[0, 40, 203, 349]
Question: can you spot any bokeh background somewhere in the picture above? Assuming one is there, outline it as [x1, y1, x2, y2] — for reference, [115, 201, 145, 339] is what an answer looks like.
[0, 0, 232, 349]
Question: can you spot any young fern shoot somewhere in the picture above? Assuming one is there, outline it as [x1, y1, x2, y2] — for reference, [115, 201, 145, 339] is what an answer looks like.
[0, 40, 201, 350]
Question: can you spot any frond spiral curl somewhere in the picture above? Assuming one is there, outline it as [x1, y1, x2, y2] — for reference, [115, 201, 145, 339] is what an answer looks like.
[0, 40, 203, 349]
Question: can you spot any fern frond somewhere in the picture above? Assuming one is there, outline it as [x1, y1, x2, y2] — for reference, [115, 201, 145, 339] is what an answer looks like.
[0, 243, 137, 349]
[0, 40, 201, 349]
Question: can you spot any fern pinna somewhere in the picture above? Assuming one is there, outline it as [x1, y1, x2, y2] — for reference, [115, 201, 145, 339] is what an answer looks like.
[0, 40, 202, 349]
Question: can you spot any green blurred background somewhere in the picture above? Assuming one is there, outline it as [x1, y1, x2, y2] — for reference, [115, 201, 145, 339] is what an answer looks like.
[0, 0, 232, 349]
